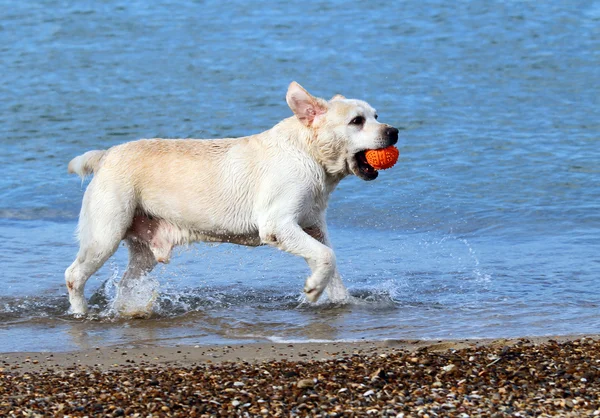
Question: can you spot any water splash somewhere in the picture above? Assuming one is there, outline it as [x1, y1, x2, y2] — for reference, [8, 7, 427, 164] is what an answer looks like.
[459, 238, 493, 283]
[112, 274, 160, 318]
[1, 281, 406, 323]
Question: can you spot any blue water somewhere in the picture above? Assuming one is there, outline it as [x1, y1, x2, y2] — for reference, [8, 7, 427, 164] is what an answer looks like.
[1, 1, 599, 352]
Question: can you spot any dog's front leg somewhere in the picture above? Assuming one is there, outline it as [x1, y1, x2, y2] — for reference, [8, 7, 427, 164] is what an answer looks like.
[303, 224, 349, 302]
[261, 223, 335, 302]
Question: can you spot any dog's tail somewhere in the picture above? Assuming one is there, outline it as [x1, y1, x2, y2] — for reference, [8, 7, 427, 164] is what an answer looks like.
[68, 150, 106, 179]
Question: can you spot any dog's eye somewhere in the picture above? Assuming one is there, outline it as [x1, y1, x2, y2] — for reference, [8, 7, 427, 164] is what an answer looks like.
[374, 114, 378, 120]
[350, 116, 365, 125]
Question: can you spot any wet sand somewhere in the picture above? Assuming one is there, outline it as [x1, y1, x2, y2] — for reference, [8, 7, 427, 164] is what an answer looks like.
[2, 336, 599, 416]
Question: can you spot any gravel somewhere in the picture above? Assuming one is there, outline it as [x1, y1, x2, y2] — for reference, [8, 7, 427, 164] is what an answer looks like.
[1, 338, 599, 417]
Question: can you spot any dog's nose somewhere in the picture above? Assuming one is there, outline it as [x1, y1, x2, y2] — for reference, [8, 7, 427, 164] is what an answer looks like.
[386, 126, 399, 145]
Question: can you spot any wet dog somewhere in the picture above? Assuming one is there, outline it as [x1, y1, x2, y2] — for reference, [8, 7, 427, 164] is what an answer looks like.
[66, 82, 398, 315]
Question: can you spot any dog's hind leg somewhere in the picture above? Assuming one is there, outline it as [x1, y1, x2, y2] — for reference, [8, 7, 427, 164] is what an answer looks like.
[113, 238, 158, 317]
[121, 239, 157, 284]
[65, 179, 135, 316]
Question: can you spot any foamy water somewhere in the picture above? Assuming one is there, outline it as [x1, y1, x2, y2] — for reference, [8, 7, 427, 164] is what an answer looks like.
[1, 0, 599, 351]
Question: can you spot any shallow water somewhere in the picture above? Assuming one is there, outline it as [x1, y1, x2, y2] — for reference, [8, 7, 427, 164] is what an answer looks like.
[1, 0, 599, 352]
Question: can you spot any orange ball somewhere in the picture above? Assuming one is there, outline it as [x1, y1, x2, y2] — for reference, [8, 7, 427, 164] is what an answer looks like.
[365, 146, 399, 170]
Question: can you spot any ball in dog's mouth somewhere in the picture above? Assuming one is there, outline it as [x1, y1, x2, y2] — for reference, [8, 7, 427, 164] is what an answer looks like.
[354, 151, 379, 181]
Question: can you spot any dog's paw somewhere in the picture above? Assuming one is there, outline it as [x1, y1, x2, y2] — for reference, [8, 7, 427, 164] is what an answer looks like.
[71, 310, 87, 319]
[69, 300, 89, 318]
[304, 286, 324, 303]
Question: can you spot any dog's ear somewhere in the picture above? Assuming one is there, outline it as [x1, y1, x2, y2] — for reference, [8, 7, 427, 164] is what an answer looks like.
[286, 82, 327, 127]
[330, 94, 346, 101]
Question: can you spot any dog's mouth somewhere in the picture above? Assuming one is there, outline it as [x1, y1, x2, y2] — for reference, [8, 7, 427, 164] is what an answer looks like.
[351, 151, 379, 181]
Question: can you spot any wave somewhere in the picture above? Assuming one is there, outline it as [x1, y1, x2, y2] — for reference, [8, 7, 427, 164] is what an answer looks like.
[0, 208, 77, 222]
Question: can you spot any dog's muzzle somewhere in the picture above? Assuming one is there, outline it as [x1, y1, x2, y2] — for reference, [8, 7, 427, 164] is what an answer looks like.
[350, 125, 400, 181]
[385, 126, 399, 146]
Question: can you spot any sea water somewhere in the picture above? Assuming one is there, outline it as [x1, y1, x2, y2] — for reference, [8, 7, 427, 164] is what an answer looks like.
[0, 0, 599, 352]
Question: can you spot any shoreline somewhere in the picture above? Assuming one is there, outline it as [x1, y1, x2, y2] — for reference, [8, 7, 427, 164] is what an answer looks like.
[2, 334, 596, 373]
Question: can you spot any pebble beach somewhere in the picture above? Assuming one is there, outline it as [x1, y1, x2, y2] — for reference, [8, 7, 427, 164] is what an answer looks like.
[2, 1, 600, 417]
[2, 336, 599, 417]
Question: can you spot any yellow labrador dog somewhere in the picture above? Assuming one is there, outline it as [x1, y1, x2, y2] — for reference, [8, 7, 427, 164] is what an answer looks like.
[66, 82, 398, 315]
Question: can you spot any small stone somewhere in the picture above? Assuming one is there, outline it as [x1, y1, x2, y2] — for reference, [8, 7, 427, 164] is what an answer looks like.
[297, 379, 314, 389]
[370, 368, 386, 381]
[442, 364, 456, 373]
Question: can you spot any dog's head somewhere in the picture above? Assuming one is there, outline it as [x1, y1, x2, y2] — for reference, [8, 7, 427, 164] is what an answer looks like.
[286, 82, 398, 181]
